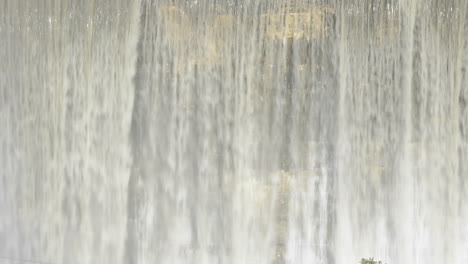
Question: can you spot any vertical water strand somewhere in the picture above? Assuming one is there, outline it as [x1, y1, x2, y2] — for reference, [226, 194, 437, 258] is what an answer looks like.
[336, 1, 381, 262]
[442, 2, 466, 263]
[1, 1, 140, 263]
[231, 2, 279, 263]
[410, 2, 463, 263]
[284, 1, 339, 263]
[392, 0, 417, 263]
[334, 0, 351, 262]
[125, 0, 144, 262]
[453, 2, 468, 262]
[459, 2, 468, 263]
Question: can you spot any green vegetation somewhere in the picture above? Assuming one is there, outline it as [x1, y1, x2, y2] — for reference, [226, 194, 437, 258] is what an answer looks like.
[360, 258, 384, 264]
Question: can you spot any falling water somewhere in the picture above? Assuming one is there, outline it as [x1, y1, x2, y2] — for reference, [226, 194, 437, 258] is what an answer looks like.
[1, 0, 467, 264]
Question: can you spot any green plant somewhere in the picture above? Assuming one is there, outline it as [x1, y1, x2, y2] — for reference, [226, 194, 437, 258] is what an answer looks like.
[360, 258, 383, 264]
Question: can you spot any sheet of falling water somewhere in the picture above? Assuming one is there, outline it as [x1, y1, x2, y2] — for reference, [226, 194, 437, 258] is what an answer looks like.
[1, 1, 467, 264]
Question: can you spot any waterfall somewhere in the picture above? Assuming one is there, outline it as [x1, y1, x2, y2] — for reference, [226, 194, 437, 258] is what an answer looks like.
[1, 1, 467, 264]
